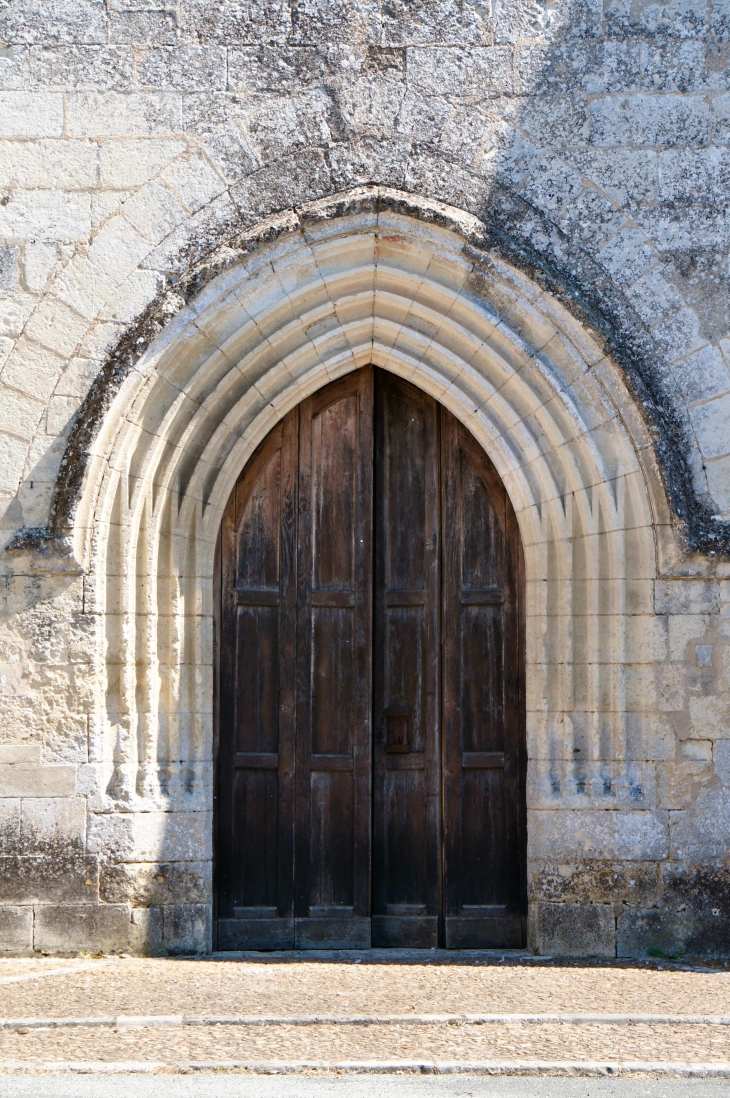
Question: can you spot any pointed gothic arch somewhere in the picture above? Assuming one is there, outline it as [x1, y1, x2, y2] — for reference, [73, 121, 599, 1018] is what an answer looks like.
[58, 190, 663, 946]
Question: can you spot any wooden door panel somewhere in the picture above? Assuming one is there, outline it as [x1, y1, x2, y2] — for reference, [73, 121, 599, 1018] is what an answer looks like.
[442, 410, 525, 950]
[311, 608, 355, 756]
[372, 373, 440, 949]
[217, 413, 297, 950]
[295, 369, 373, 949]
[235, 605, 279, 753]
[460, 605, 504, 753]
[217, 366, 525, 953]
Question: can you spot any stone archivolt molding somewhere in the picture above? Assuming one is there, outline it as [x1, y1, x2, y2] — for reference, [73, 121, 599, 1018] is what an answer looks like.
[58, 190, 662, 812]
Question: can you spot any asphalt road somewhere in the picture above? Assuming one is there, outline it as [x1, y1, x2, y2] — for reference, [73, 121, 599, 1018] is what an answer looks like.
[3, 1075, 730, 1098]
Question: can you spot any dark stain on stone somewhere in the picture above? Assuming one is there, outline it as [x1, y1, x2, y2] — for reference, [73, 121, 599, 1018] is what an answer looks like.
[532, 860, 661, 908]
[663, 249, 730, 347]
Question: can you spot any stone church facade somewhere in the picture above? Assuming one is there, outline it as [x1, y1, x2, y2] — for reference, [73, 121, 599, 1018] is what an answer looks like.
[0, 0, 729, 957]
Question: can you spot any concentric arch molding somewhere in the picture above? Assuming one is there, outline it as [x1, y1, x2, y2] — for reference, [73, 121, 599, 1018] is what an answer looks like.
[6, 184, 684, 805]
[12, 184, 728, 561]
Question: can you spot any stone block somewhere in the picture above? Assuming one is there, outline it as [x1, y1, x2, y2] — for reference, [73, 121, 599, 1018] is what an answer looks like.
[87, 214, 151, 283]
[658, 863, 730, 957]
[29, 46, 135, 89]
[0, 2, 108, 46]
[681, 739, 713, 762]
[99, 861, 210, 906]
[0, 91, 63, 136]
[227, 45, 323, 95]
[0, 295, 35, 344]
[689, 694, 730, 740]
[0, 764, 75, 798]
[566, 147, 657, 210]
[129, 905, 164, 955]
[108, 10, 178, 45]
[0, 139, 99, 189]
[121, 180, 188, 244]
[161, 153, 226, 213]
[692, 394, 730, 462]
[590, 94, 709, 148]
[530, 809, 669, 862]
[50, 253, 118, 320]
[408, 46, 513, 99]
[655, 580, 719, 616]
[0, 190, 90, 241]
[0, 45, 29, 90]
[0, 386, 43, 437]
[671, 786, 730, 862]
[99, 138, 187, 189]
[137, 47, 227, 91]
[178, 0, 291, 44]
[643, 40, 707, 93]
[673, 345, 730, 407]
[0, 745, 40, 764]
[0, 799, 21, 844]
[529, 859, 660, 908]
[617, 907, 690, 959]
[0, 433, 28, 492]
[98, 269, 164, 324]
[23, 241, 61, 293]
[0, 244, 18, 291]
[529, 901, 615, 958]
[0, 856, 98, 904]
[667, 614, 710, 659]
[657, 760, 716, 810]
[629, 266, 684, 328]
[88, 810, 212, 862]
[34, 903, 129, 953]
[599, 227, 656, 288]
[712, 93, 730, 145]
[23, 297, 89, 359]
[19, 797, 86, 852]
[162, 903, 210, 954]
[66, 91, 182, 137]
[0, 906, 32, 953]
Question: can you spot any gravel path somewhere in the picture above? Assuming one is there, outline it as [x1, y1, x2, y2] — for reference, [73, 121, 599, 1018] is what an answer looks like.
[2, 955, 730, 1069]
[3, 1020, 730, 1064]
[2, 956, 730, 1020]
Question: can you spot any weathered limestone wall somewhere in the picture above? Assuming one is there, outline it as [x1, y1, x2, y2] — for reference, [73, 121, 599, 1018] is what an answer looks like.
[0, 0, 729, 957]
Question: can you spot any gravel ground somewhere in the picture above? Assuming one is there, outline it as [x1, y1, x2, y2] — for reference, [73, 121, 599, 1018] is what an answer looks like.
[2, 955, 730, 1067]
[2, 1020, 730, 1063]
[1, 956, 729, 1021]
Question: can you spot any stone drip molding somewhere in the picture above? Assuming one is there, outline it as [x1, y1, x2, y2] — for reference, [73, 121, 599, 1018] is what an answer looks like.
[7, 185, 727, 564]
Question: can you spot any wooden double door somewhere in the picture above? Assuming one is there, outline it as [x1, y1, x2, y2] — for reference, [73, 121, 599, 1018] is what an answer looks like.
[215, 367, 525, 950]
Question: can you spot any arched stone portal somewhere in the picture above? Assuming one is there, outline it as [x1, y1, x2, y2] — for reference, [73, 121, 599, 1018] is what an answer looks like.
[67, 189, 663, 954]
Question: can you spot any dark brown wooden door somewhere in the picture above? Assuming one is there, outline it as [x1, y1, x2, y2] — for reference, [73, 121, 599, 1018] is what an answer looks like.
[216, 367, 525, 950]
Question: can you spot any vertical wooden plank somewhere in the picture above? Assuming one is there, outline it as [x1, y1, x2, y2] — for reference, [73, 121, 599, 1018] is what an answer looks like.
[295, 368, 373, 948]
[372, 370, 440, 948]
[441, 408, 526, 949]
[215, 410, 297, 950]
